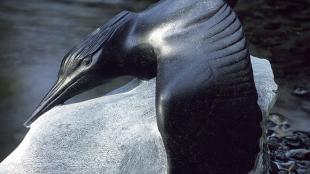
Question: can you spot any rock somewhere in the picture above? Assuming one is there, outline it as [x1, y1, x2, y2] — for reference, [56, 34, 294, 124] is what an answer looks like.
[0, 56, 278, 174]
[251, 57, 278, 116]
[285, 149, 310, 160]
[292, 87, 309, 98]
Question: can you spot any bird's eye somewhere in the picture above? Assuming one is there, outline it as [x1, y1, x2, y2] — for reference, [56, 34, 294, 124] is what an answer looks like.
[81, 57, 92, 66]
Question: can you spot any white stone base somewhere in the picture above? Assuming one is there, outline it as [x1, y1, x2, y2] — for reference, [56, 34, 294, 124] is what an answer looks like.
[0, 56, 278, 174]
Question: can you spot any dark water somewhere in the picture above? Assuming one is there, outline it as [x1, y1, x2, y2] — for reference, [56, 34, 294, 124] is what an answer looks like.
[0, 0, 309, 172]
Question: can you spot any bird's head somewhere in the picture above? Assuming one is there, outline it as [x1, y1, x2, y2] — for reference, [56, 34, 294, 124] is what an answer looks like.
[24, 11, 149, 127]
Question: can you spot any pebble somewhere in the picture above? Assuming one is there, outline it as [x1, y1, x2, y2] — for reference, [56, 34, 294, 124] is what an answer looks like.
[266, 119, 310, 173]
[292, 87, 309, 97]
[285, 149, 310, 160]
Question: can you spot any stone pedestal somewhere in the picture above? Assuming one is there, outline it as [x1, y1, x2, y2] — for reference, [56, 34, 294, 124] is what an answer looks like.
[0, 56, 277, 174]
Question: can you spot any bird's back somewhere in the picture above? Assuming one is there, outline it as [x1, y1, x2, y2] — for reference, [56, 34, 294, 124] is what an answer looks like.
[128, 0, 263, 173]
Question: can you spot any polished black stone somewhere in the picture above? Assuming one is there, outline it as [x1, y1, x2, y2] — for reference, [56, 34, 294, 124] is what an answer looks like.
[225, 0, 238, 7]
[25, 0, 262, 173]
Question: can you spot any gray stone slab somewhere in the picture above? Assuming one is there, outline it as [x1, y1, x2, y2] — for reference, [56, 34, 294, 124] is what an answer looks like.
[0, 56, 277, 174]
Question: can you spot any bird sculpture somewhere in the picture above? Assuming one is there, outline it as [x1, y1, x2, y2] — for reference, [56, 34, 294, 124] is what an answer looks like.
[25, 0, 262, 173]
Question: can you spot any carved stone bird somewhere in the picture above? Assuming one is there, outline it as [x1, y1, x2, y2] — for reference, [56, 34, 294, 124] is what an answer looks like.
[25, 0, 262, 173]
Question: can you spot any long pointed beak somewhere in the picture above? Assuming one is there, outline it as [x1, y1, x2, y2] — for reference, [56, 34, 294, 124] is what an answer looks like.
[24, 79, 71, 128]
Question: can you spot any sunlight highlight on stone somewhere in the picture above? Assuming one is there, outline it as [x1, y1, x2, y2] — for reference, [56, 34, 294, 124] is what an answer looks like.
[147, 22, 182, 56]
